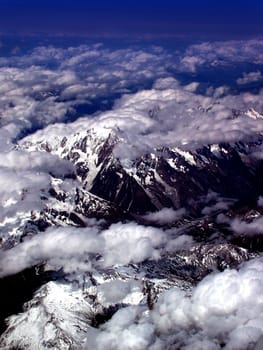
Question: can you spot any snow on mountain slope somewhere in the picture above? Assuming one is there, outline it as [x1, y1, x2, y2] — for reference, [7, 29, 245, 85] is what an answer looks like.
[0, 281, 92, 350]
[19, 119, 263, 217]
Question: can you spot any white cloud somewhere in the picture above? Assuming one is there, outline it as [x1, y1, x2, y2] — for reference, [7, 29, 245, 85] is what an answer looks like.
[0, 226, 101, 277]
[0, 149, 74, 176]
[5, 40, 262, 167]
[142, 208, 186, 225]
[0, 166, 50, 227]
[24, 87, 263, 166]
[202, 200, 234, 215]
[0, 145, 75, 242]
[86, 257, 263, 350]
[237, 71, 263, 85]
[0, 43, 172, 136]
[180, 55, 205, 73]
[258, 196, 263, 207]
[96, 280, 141, 305]
[165, 234, 194, 253]
[0, 222, 167, 277]
[231, 216, 263, 235]
[101, 222, 166, 267]
[85, 306, 155, 350]
[179, 39, 263, 72]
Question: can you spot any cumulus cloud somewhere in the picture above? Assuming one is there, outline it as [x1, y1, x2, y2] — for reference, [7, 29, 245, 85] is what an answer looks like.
[152, 257, 263, 349]
[258, 196, 263, 207]
[25, 76, 263, 167]
[0, 145, 75, 242]
[0, 43, 172, 137]
[85, 306, 155, 350]
[11, 39, 263, 169]
[178, 39, 263, 72]
[237, 71, 263, 85]
[101, 222, 166, 267]
[96, 280, 141, 306]
[142, 207, 186, 225]
[201, 192, 236, 215]
[0, 226, 101, 276]
[231, 216, 263, 235]
[85, 257, 263, 350]
[165, 234, 194, 253]
[0, 222, 168, 277]
[106, 85, 263, 162]
[0, 149, 74, 176]
[0, 217, 196, 278]
[0, 165, 57, 239]
[2, 38, 263, 153]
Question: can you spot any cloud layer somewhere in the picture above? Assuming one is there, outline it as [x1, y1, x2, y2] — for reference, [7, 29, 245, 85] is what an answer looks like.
[178, 39, 263, 73]
[0, 222, 169, 277]
[0, 37, 263, 349]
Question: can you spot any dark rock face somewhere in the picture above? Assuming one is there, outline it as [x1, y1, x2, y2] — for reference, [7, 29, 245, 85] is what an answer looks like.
[21, 129, 263, 220]
[140, 243, 251, 284]
[73, 137, 262, 216]
[91, 163, 157, 214]
[74, 188, 129, 222]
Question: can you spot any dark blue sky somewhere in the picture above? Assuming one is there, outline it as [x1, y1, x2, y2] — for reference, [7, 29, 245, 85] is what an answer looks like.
[0, 0, 262, 38]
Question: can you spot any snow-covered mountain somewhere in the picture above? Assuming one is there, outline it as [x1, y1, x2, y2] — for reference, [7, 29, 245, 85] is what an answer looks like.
[20, 123, 263, 217]
[0, 116, 263, 349]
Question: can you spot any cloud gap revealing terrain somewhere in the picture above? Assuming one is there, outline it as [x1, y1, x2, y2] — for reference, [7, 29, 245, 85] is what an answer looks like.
[0, 36, 263, 350]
